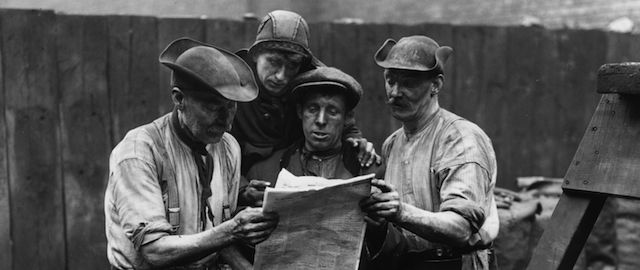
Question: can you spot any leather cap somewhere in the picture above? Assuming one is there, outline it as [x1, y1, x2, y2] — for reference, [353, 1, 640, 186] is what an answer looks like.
[374, 35, 453, 73]
[160, 38, 258, 102]
[249, 10, 323, 67]
[291, 67, 363, 111]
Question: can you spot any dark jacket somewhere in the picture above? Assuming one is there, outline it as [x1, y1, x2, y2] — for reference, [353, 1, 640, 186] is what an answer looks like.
[231, 50, 362, 174]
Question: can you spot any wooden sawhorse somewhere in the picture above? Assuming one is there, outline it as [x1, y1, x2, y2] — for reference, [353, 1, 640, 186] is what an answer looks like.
[528, 62, 640, 269]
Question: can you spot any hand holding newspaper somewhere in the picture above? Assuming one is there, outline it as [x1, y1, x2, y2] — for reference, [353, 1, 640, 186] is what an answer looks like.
[253, 169, 374, 270]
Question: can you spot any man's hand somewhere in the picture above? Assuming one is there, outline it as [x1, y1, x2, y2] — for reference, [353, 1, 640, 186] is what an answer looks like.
[241, 180, 271, 207]
[228, 207, 278, 245]
[346, 137, 382, 167]
[360, 179, 402, 222]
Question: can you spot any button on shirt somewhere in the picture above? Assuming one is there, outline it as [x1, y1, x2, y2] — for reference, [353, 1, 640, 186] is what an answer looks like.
[381, 108, 498, 270]
[104, 113, 241, 269]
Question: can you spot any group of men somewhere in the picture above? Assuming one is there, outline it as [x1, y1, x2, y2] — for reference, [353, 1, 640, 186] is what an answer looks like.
[104, 9, 498, 270]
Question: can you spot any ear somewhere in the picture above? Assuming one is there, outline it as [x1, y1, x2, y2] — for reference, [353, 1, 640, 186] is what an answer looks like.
[431, 75, 444, 96]
[296, 103, 303, 120]
[171, 87, 185, 110]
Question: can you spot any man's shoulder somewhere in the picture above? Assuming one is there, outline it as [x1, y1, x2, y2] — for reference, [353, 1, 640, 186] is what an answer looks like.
[213, 133, 242, 159]
[111, 114, 171, 163]
[438, 109, 491, 143]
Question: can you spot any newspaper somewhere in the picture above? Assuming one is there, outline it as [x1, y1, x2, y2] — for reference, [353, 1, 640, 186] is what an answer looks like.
[253, 169, 374, 270]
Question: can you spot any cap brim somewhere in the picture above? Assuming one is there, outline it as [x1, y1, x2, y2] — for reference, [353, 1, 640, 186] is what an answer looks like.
[160, 38, 258, 102]
[292, 81, 360, 110]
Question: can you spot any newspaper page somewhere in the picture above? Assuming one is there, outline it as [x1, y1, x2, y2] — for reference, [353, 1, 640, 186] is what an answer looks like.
[253, 169, 374, 270]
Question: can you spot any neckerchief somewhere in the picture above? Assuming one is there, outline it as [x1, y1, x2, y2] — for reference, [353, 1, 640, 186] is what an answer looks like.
[171, 110, 214, 230]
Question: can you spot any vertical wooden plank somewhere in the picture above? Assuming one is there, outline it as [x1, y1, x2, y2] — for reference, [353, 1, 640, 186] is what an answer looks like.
[110, 15, 160, 144]
[157, 18, 205, 114]
[330, 23, 360, 77]
[530, 28, 562, 186]
[205, 19, 247, 52]
[353, 23, 391, 149]
[451, 25, 484, 123]
[2, 9, 65, 269]
[107, 15, 132, 144]
[0, 9, 11, 270]
[57, 15, 111, 270]
[504, 26, 543, 185]
[308, 22, 333, 65]
[555, 29, 607, 180]
[131, 16, 161, 121]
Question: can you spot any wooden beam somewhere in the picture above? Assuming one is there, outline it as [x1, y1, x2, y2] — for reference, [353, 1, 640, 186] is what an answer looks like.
[597, 62, 640, 95]
[527, 191, 606, 270]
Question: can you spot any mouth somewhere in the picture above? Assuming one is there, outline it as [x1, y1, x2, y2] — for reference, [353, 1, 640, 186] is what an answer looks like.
[311, 131, 329, 140]
[267, 80, 286, 89]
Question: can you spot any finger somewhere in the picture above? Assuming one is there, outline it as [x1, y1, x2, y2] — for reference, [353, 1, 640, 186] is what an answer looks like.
[248, 180, 271, 190]
[363, 215, 383, 226]
[375, 154, 383, 165]
[375, 209, 400, 218]
[371, 179, 395, 193]
[345, 137, 359, 147]
[366, 201, 400, 212]
[365, 143, 376, 167]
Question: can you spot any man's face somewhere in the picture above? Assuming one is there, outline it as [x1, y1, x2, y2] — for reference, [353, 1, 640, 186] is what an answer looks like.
[299, 91, 347, 152]
[180, 91, 237, 144]
[255, 50, 303, 95]
[384, 69, 436, 122]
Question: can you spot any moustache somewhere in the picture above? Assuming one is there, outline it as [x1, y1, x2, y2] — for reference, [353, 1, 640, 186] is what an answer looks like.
[387, 97, 405, 107]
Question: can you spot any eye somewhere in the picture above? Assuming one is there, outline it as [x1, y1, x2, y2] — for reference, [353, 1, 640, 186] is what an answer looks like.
[306, 104, 319, 113]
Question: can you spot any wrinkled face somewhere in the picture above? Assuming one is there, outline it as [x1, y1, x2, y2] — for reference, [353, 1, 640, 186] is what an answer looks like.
[255, 51, 303, 95]
[298, 92, 347, 152]
[179, 91, 237, 144]
[384, 69, 436, 122]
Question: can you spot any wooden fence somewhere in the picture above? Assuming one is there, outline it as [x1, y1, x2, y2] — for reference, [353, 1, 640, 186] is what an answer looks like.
[0, 8, 639, 270]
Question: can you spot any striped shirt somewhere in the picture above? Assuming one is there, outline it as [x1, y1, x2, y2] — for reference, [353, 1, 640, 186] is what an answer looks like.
[104, 113, 241, 269]
[382, 108, 498, 270]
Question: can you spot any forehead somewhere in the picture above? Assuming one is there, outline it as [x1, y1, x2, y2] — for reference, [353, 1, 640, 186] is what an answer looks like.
[185, 89, 232, 105]
[258, 49, 305, 64]
[384, 68, 428, 79]
[301, 90, 346, 108]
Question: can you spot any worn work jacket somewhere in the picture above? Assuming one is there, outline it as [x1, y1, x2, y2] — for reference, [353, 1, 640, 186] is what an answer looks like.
[378, 108, 499, 270]
[104, 112, 241, 269]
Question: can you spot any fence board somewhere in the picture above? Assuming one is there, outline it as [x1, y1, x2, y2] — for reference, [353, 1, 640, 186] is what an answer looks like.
[479, 27, 511, 189]
[57, 15, 111, 270]
[0, 10, 10, 270]
[354, 23, 391, 149]
[110, 15, 160, 143]
[308, 22, 333, 64]
[452, 25, 484, 122]
[158, 18, 205, 114]
[205, 19, 247, 52]
[107, 15, 132, 145]
[2, 9, 65, 270]
[556, 30, 607, 181]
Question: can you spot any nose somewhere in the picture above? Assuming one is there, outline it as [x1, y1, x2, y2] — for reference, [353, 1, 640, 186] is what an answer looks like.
[274, 66, 287, 81]
[388, 83, 401, 98]
[315, 109, 327, 126]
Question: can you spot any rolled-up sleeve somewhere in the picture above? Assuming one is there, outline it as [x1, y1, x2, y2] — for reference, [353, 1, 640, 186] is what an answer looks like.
[111, 157, 173, 250]
[437, 163, 490, 233]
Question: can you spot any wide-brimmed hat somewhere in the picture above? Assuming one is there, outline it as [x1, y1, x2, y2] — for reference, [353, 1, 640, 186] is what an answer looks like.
[160, 38, 258, 102]
[248, 10, 323, 67]
[290, 67, 363, 111]
[374, 35, 453, 73]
